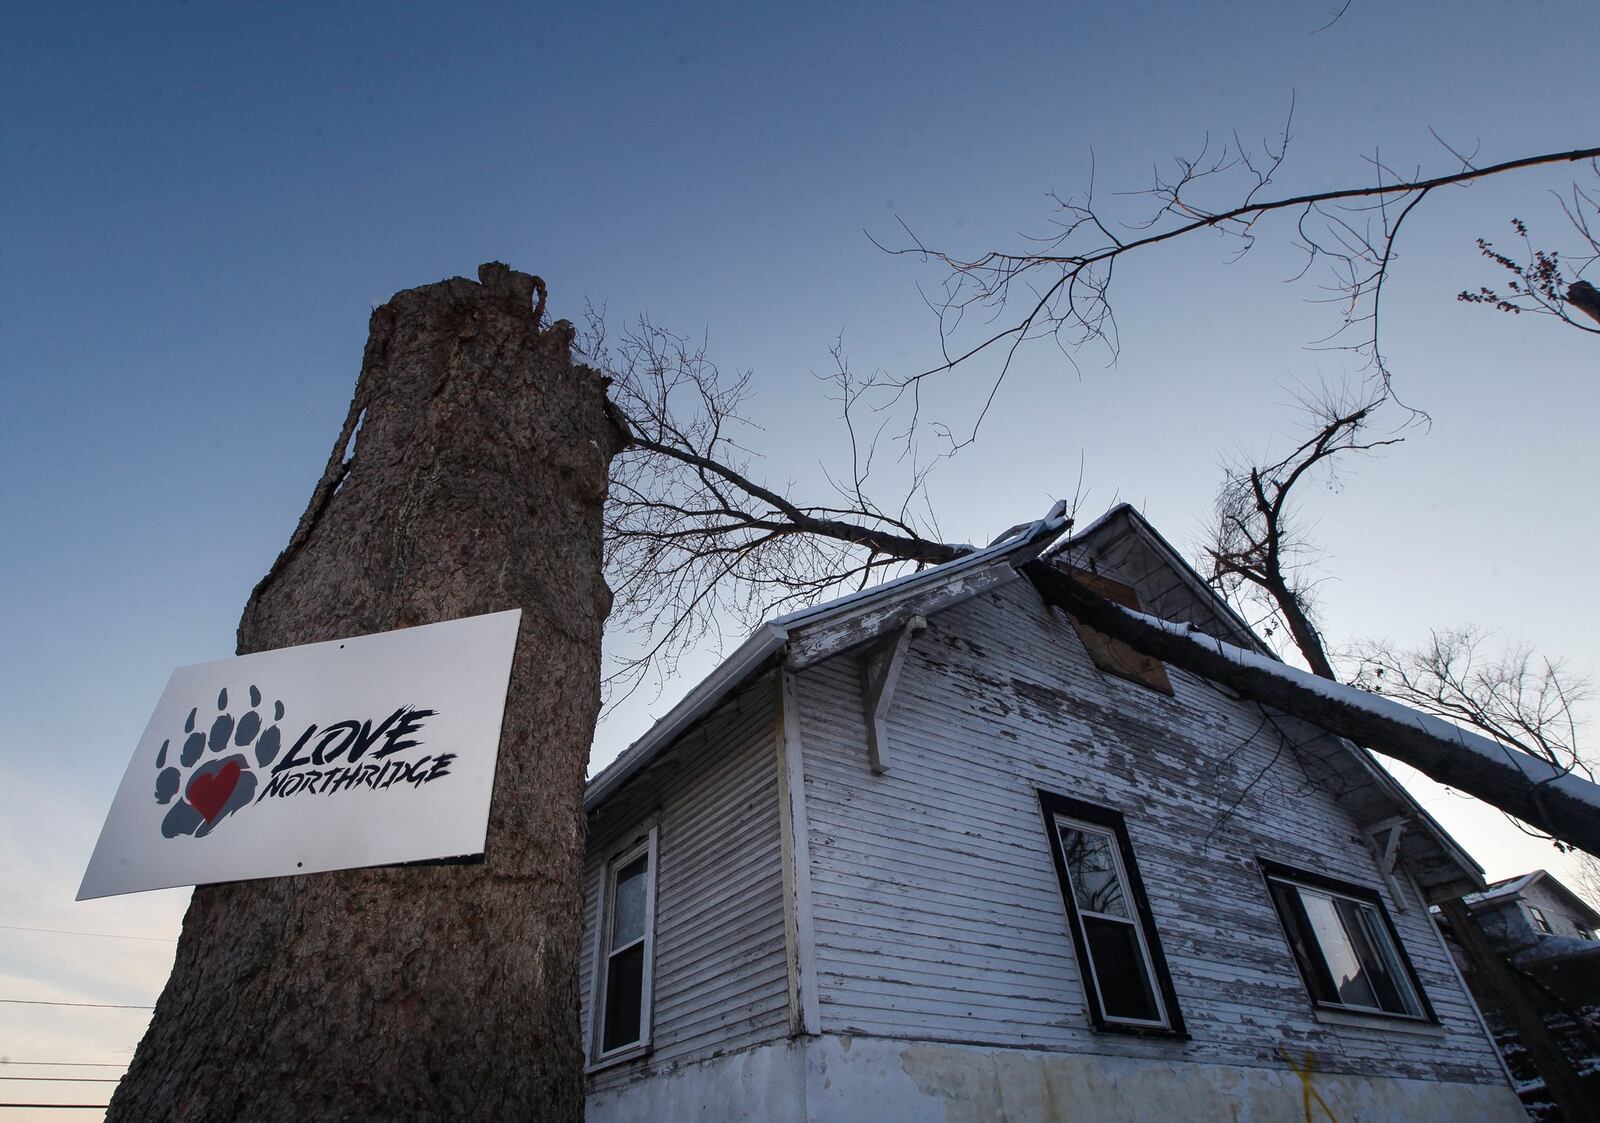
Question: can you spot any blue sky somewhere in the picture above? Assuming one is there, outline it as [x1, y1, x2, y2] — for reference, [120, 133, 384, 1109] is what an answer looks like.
[3, 0, 1597, 1101]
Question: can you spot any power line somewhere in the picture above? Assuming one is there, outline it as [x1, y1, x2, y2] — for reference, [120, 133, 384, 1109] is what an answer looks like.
[0, 924, 175, 943]
[0, 1077, 120, 1083]
[0, 999, 153, 1010]
[0, 1107, 111, 1119]
[0, 1063, 126, 1068]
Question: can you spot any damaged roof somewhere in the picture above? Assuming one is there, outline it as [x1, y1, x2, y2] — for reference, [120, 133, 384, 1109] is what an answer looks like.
[585, 501, 1485, 899]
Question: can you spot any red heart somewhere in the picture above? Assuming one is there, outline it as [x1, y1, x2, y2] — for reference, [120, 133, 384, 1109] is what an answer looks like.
[187, 761, 242, 823]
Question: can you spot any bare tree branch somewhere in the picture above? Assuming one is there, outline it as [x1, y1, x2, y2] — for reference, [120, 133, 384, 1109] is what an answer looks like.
[1346, 628, 1594, 843]
[1205, 380, 1416, 677]
[587, 313, 968, 701]
[880, 134, 1600, 442]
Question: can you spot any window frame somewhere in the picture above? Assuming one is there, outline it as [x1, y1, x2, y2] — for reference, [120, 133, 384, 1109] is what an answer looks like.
[1527, 904, 1554, 934]
[587, 824, 659, 1068]
[1037, 791, 1186, 1037]
[1258, 859, 1436, 1024]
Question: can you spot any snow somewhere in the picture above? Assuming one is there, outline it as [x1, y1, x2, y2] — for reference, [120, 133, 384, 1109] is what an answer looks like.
[1105, 600, 1600, 819]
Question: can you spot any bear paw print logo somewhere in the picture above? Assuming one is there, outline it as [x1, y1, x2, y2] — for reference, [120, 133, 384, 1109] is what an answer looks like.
[153, 685, 284, 838]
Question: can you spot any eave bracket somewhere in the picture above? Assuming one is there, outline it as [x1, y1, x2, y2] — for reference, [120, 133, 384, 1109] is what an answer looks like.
[861, 615, 926, 774]
[1365, 815, 1411, 912]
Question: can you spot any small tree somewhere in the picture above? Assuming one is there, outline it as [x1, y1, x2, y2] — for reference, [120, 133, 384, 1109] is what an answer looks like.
[1348, 628, 1594, 823]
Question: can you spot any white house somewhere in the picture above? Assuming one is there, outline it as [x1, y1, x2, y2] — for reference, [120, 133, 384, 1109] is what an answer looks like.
[1462, 869, 1600, 960]
[578, 503, 1524, 1121]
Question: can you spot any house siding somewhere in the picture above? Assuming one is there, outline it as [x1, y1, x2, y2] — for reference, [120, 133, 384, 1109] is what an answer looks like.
[795, 577, 1507, 1085]
[1520, 880, 1598, 941]
[582, 676, 790, 1094]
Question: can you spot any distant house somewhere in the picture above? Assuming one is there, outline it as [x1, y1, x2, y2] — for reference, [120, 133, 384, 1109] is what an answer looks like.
[1443, 871, 1600, 1118]
[1462, 870, 1600, 960]
[579, 504, 1524, 1121]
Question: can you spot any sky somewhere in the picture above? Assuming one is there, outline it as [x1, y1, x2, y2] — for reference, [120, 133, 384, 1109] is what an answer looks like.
[2, 0, 1598, 1112]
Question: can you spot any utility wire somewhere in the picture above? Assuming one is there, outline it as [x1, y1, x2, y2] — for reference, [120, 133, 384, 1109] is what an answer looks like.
[0, 999, 153, 1010]
[0, 1077, 119, 1082]
[0, 1105, 111, 1110]
[0, 924, 175, 943]
[0, 1062, 126, 1068]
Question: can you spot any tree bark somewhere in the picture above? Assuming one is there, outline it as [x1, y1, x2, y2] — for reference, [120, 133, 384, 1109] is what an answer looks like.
[1023, 562, 1600, 858]
[108, 264, 625, 1122]
[1439, 899, 1600, 1122]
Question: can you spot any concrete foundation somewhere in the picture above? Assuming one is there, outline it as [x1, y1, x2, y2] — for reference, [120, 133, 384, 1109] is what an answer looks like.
[587, 1034, 1526, 1122]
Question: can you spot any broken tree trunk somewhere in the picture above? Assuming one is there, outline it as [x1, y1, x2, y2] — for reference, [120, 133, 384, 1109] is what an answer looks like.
[1023, 561, 1600, 858]
[1438, 899, 1600, 1122]
[108, 264, 625, 1122]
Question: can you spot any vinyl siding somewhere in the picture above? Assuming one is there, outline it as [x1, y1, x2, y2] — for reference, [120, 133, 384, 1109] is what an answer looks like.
[581, 676, 790, 1092]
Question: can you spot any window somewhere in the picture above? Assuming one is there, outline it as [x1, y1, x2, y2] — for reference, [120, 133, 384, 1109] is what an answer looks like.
[1038, 791, 1185, 1035]
[591, 827, 657, 1063]
[1527, 905, 1554, 935]
[1261, 861, 1433, 1021]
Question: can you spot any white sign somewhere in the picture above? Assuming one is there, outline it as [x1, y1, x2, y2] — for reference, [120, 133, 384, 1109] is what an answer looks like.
[78, 609, 521, 900]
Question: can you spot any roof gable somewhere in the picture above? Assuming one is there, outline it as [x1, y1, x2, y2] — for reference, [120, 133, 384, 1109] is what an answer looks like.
[1467, 870, 1600, 925]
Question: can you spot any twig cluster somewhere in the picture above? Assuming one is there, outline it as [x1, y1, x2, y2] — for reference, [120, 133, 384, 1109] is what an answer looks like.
[1459, 185, 1600, 333]
[879, 119, 1599, 444]
[1346, 628, 1593, 842]
[1204, 380, 1415, 678]
[588, 313, 963, 703]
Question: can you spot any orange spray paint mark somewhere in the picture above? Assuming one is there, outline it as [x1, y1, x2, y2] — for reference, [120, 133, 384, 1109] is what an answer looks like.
[1277, 1045, 1340, 1123]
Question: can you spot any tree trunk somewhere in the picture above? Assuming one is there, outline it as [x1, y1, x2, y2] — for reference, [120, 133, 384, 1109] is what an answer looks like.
[108, 264, 625, 1122]
[1262, 569, 1337, 681]
[1438, 899, 1600, 1122]
[1023, 562, 1600, 858]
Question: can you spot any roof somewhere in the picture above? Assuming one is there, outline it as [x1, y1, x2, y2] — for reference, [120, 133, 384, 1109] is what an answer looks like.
[1057, 505, 1483, 899]
[1465, 870, 1600, 925]
[1464, 871, 1544, 906]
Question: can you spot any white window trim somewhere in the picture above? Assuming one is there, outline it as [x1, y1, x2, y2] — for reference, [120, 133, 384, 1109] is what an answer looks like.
[1263, 866, 1432, 1023]
[586, 823, 658, 1071]
[1052, 813, 1171, 1031]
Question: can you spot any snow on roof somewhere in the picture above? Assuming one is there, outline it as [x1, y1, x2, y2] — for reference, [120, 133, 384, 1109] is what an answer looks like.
[1463, 871, 1544, 907]
[1465, 870, 1600, 923]
[1056, 505, 1484, 891]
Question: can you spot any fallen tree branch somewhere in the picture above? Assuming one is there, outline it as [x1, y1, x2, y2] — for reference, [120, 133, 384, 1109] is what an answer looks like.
[1024, 561, 1600, 857]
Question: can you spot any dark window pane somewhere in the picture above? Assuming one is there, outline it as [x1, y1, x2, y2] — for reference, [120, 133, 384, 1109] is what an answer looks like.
[1338, 899, 1420, 1016]
[1083, 916, 1160, 1022]
[1058, 825, 1129, 917]
[601, 943, 644, 1053]
[612, 855, 648, 947]
[1268, 876, 1425, 1019]
[1301, 889, 1380, 1009]
[1269, 880, 1339, 1004]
